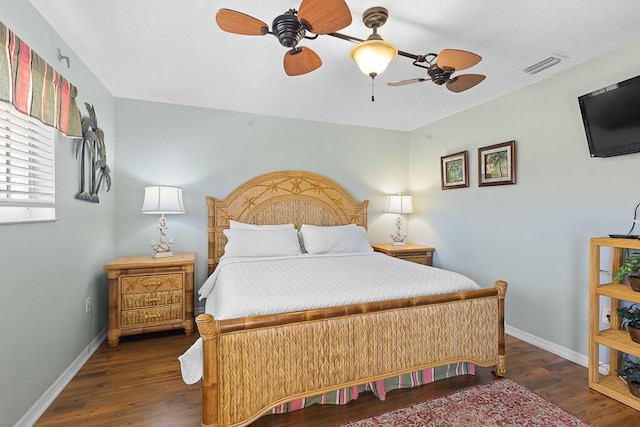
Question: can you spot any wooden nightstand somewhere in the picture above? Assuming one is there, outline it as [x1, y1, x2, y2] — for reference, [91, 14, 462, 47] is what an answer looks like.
[103, 253, 196, 346]
[371, 243, 435, 266]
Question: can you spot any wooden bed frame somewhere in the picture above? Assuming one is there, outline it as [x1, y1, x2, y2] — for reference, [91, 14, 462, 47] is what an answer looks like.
[195, 170, 507, 427]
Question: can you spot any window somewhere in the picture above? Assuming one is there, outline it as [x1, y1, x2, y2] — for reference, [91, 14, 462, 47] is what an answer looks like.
[0, 100, 56, 223]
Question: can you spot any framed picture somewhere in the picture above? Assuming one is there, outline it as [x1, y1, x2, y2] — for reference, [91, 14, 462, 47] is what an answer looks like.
[478, 141, 516, 187]
[440, 150, 469, 190]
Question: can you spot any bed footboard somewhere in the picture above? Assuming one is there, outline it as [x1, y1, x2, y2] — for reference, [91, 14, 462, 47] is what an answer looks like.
[196, 281, 507, 427]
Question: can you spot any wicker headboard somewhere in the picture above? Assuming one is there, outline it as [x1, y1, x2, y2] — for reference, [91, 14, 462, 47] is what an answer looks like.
[206, 170, 369, 275]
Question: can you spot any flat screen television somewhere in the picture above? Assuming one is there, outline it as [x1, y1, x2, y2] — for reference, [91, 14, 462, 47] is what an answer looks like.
[578, 74, 640, 158]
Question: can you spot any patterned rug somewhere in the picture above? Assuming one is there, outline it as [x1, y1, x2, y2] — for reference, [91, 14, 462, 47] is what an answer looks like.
[335, 379, 590, 426]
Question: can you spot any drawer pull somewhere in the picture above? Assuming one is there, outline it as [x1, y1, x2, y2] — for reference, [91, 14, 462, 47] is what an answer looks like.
[142, 281, 161, 288]
[144, 313, 161, 319]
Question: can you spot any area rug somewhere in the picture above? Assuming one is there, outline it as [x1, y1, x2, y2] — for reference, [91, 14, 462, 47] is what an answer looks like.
[335, 379, 590, 426]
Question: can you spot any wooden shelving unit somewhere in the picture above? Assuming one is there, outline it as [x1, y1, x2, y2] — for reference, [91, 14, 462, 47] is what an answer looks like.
[589, 237, 640, 410]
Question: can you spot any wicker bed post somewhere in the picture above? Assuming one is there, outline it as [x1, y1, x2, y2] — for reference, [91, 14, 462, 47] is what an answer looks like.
[495, 280, 507, 376]
[195, 313, 219, 427]
[206, 196, 216, 276]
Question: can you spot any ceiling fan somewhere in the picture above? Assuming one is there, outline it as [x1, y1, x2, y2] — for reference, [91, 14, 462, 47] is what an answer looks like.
[387, 49, 486, 93]
[215, 0, 352, 76]
[215, 1, 486, 93]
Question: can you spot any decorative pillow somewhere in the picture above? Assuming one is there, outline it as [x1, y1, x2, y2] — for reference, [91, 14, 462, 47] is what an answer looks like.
[299, 224, 373, 254]
[229, 220, 295, 230]
[223, 228, 302, 257]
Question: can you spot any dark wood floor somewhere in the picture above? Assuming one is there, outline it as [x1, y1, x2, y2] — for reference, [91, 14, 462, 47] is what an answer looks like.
[35, 331, 640, 427]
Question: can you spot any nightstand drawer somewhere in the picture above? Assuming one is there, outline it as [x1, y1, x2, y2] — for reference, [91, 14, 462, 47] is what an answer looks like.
[122, 289, 183, 309]
[121, 305, 183, 326]
[121, 273, 183, 293]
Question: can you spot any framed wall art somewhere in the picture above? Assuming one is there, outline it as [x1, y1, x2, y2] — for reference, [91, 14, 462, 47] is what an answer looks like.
[440, 150, 469, 190]
[478, 141, 516, 187]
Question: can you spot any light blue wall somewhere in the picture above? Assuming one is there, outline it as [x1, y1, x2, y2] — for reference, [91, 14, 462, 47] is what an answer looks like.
[408, 41, 640, 356]
[113, 98, 411, 302]
[0, 1, 116, 426]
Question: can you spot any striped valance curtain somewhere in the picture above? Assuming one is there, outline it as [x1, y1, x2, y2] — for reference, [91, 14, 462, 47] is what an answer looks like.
[0, 21, 81, 137]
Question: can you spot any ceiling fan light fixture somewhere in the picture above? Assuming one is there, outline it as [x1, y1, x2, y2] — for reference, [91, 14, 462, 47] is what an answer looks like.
[350, 6, 397, 79]
[350, 37, 398, 78]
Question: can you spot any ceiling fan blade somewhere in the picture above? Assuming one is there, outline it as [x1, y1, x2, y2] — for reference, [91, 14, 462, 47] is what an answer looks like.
[387, 78, 428, 87]
[437, 49, 482, 72]
[446, 74, 486, 93]
[215, 9, 268, 35]
[298, 0, 352, 34]
[284, 47, 322, 76]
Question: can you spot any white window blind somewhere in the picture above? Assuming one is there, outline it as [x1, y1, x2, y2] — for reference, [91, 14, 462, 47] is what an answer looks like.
[0, 100, 56, 223]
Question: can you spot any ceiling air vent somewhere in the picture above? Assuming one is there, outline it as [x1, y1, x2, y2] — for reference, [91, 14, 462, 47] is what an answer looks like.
[523, 56, 563, 75]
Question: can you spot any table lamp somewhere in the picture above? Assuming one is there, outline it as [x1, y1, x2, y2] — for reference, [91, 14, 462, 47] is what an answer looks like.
[141, 185, 185, 258]
[386, 193, 413, 246]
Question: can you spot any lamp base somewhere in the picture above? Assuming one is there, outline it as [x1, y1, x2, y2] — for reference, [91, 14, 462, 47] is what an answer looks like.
[392, 242, 406, 246]
[153, 251, 174, 259]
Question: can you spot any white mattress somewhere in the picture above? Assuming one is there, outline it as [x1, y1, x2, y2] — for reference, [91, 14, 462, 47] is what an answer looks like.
[180, 253, 480, 384]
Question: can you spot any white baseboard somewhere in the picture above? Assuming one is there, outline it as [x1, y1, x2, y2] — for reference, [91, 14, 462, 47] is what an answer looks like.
[506, 324, 611, 375]
[505, 324, 588, 368]
[14, 327, 106, 427]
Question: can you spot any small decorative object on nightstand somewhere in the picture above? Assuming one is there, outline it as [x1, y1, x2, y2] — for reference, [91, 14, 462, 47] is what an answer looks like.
[371, 243, 434, 266]
[103, 253, 196, 346]
[386, 193, 413, 246]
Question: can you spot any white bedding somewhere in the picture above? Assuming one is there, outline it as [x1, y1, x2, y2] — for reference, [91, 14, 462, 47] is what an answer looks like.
[180, 252, 481, 384]
[199, 252, 480, 319]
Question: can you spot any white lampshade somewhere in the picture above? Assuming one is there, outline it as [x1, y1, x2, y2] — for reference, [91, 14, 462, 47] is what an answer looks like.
[350, 38, 398, 77]
[141, 186, 186, 215]
[386, 194, 413, 214]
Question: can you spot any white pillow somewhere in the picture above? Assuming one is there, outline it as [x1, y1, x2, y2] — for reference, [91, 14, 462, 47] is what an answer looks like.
[297, 223, 356, 253]
[299, 224, 372, 254]
[223, 228, 302, 257]
[229, 220, 295, 230]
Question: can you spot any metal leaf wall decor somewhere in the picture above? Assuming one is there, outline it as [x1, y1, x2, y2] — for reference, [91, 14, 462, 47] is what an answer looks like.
[75, 103, 111, 203]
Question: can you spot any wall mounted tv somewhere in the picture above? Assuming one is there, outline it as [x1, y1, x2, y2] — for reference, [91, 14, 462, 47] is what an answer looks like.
[578, 74, 640, 158]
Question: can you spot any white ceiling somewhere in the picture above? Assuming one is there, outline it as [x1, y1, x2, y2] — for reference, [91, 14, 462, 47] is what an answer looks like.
[28, 0, 640, 131]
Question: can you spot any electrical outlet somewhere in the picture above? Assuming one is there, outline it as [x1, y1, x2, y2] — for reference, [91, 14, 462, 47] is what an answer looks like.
[85, 297, 91, 314]
[601, 307, 611, 325]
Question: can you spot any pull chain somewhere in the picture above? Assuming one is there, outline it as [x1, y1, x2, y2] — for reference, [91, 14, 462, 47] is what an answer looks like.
[371, 76, 375, 102]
